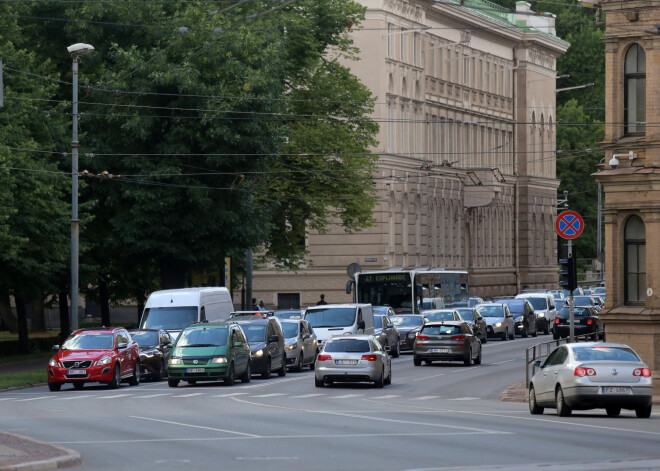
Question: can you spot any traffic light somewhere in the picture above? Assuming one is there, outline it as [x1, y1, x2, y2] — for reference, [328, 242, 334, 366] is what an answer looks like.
[559, 253, 577, 292]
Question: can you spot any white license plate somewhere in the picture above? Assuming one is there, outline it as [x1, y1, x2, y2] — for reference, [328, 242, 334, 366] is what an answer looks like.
[67, 369, 86, 375]
[430, 348, 449, 353]
[336, 360, 358, 365]
[602, 386, 632, 395]
[186, 368, 206, 373]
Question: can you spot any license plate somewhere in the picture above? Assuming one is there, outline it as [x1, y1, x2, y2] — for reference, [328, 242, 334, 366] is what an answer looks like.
[336, 360, 358, 365]
[67, 369, 86, 375]
[430, 348, 449, 353]
[602, 386, 632, 395]
[186, 368, 206, 373]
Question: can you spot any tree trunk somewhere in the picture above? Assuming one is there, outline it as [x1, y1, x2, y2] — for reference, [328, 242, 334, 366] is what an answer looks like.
[15, 296, 30, 354]
[30, 297, 46, 332]
[161, 261, 185, 289]
[0, 289, 18, 333]
[99, 276, 110, 327]
[58, 290, 70, 342]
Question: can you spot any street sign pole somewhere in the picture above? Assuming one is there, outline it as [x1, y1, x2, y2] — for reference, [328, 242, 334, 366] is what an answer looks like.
[568, 240, 574, 343]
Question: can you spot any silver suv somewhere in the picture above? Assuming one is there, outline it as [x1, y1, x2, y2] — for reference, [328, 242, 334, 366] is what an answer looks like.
[515, 293, 557, 335]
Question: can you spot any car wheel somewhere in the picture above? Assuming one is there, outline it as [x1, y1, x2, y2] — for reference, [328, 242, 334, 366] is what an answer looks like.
[474, 346, 482, 365]
[413, 356, 422, 366]
[225, 362, 235, 386]
[48, 382, 61, 392]
[529, 386, 544, 415]
[384, 366, 392, 386]
[464, 348, 474, 366]
[240, 361, 251, 383]
[73, 382, 84, 390]
[392, 342, 400, 358]
[606, 407, 621, 417]
[154, 360, 165, 382]
[295, 353, 304, 372]
[375, 368, 385, 388]
[314, 377, 324, 388]
[481, 329, 487, 343]
[553, 331, 560, 340]
[556, 386, 571, 417]
[278, 356, 287, 377]
[108, 364, 121, 389]
[543, 322, 550, 335]
[261, 358, 271, 379]
[531, 324, 538, 338]
[635, 405, 652, 418]
[128, 361, 140, 386]
[522, 325, 528, 338]
[168, 379, 179, 388]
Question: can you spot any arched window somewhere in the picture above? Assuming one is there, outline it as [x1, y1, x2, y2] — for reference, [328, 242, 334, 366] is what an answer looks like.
[624, 215, 646, 305]
[624, 44, 646, 135]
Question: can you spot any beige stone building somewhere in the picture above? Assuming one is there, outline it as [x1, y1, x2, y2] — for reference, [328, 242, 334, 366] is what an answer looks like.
[250, 0, 569, 308]
[592, 0, 660, 375]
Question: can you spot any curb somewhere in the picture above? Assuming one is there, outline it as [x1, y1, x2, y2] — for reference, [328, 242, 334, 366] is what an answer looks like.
[0, 432, 82, 471]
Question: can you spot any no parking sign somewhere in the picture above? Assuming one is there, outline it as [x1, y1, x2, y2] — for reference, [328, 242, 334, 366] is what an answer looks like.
[556, 211, 584, 240]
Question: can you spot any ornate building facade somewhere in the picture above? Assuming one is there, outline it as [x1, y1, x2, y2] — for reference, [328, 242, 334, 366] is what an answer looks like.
[250, 0, 569, 308]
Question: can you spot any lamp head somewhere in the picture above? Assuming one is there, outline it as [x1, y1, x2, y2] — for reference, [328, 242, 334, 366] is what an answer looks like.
[67, 43, 95, 56]
[609, 157, 619, 169]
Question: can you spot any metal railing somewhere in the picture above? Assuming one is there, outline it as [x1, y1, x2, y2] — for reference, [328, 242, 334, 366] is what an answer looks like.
[525, 332, 601, 388]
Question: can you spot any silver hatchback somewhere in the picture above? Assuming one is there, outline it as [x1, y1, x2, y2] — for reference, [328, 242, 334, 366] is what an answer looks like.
[413, 321, 482, 366]
[314, 335, 391, 388]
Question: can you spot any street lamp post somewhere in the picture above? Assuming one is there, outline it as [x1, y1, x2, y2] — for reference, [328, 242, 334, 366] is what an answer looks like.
[67, 43, 94, 331]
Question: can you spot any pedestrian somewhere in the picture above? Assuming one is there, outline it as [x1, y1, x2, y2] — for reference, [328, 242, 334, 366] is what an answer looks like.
[251, 298, 259, 310]
[316, 294, 328, 305]
[258, 299, 265, 309]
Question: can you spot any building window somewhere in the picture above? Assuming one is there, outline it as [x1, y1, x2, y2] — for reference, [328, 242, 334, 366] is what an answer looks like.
[624, 44, 646, 135]
[387, 24, 394, 59]
[624, 215, 646, 305]
[400, 28, 408, 63]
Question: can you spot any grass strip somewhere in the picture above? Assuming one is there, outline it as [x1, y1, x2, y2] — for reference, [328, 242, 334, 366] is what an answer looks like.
[0, 370, 48, 390]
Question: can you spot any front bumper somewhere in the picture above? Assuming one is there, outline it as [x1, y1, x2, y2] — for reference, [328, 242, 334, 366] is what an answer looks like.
[487, 324, 506, 337]
[399, 335, 417, 351]
[48, 363, 116, 384]
[168, 364, 229, 381]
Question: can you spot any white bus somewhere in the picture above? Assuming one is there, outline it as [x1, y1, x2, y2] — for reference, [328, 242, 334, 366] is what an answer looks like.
[352, 268, 469, 315]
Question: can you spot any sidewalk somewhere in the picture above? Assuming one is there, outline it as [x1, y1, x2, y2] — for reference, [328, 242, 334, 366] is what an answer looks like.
[501, 381, 660, 405]
[0, 431, 81, 471]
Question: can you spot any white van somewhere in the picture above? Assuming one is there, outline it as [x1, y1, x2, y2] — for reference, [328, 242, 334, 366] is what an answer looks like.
[303, 303, 374, 347]
[138, 287, 234, 338]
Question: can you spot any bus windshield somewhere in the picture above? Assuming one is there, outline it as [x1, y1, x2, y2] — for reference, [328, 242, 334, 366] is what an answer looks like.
[356, 272, 413, 314]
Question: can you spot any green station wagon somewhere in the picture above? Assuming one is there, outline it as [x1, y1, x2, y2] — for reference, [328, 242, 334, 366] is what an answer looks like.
[167, 321, 251, 387]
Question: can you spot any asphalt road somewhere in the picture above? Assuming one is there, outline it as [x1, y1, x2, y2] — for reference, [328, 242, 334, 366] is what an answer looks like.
[1, 335, 658, 471]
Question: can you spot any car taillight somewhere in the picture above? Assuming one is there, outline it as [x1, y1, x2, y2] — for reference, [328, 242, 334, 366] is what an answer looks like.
[586, 318, 594, 325]
[554, 318, 560, 325]
[633, 368, 652, 377]
[451, 335, 466, 341]
[574, 367, 596, 377]
[361, 355, 377, 361]
[416, 335, 429, 340]
[317, 354, 332, 362]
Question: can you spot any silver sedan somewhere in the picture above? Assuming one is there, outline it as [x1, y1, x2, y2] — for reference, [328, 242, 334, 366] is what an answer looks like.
[413, 321, 482, 366]
[529, 342, 653, 418]
[314, 335, 391, 388]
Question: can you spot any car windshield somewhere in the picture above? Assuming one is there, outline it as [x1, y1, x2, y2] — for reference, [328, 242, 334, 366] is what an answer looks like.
[62, 333, 114, 350]
[423, 325, 461, 336]
[130, 331, 159, 347]
[475, 305, 504, 318]
[177, 327, 227, 347]
[140, 306, 197, 331]
[499, 300, 524, 314]
[305, 308, 356, 328]
[241, 324, 267, 343]
[573, 296, 593, 306]
[456, 309, 474, 319]
[559, 307, 591, 318]
[424, 311, 455, 322]
[281, 322, 299, 339]
[523, 297, 547, 311]
[274, 311, 301, 319]
[324, 339, 370, 353]
[390, 315, 423, 327]
[572, 346, 640, 362]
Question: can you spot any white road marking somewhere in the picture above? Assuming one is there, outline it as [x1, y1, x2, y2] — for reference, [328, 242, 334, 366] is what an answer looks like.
[54, 395, 97, 401]
[130, 416, 261, 438]
[0, 398, 14, 401]
[289, 394, 325, 398]
[14, 396, 50, 402]
[414, 396, 440, 400]
[134, 394, 169, 399]
[97, 394, 134, 399]
[174, 393, 205, 398]
[491, 359, 515, 365]
[251, 393, 286, 398]
[331, 394, 364, 399]
[371, 395, 401, 399]
[447, 397, 480, 401]
[236, 457, 299, 461]
[412, 373, 446, 382]
[212, 392, 248, 397]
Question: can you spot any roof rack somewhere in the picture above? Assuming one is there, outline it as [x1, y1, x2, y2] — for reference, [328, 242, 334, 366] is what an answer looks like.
[229, 311, 275, 319]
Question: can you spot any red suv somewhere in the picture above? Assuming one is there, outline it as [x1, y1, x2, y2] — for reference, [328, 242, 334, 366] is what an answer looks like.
[47, 327, 140, 391]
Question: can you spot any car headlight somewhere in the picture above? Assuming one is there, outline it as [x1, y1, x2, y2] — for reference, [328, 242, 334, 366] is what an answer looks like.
[494, 322, 502, 328]
[537, 312, 545, 318]
[211, 357, 227, 364]
[254, 349, 264, 357]
[168, 358, 183, 365]
[408, 332, 416, 339]
[96, 357, 113, 366]
[514, 316, 523, 323]
[141, 349, 156, 358]
[286, 344, 297, 351]
[48, 358, 59, 367]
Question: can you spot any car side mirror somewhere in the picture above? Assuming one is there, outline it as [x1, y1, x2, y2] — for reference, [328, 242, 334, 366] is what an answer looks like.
[358, 320, 365, 330]
[234, 341, 243, 347]
[268, 335, 279, 343]
[302, 333, 310, 339]
[386, 323, 394, 329]
[167, 343, 174, 349]
[52, 344, 60, 351]
[384, 346, 391, 353]
[476, 316, 483, 322]
[117, 342, 128, 349]
[533, 360, 542, 368]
